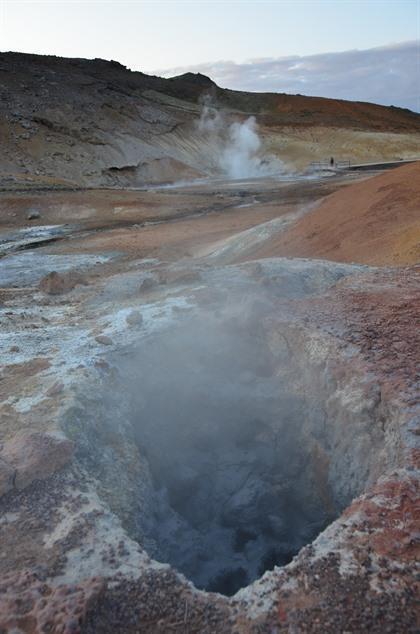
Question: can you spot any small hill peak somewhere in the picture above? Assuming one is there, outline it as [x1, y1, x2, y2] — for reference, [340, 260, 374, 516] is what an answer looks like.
[169, 72, 216, 87]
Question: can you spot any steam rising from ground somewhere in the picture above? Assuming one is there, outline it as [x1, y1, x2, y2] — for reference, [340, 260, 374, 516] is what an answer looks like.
[118, 303, 336, 594]
[197, 99, 284, 179]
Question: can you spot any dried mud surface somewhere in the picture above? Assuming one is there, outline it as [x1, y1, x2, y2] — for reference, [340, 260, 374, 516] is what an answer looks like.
[0, 170, 418, 633]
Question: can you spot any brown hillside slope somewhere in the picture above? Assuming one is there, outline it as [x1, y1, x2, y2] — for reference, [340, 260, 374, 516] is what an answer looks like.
[1, 52, 420, 187]
[251, 163, 420, 266]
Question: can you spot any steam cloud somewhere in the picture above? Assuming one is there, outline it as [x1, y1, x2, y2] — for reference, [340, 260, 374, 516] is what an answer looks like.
[197, 99, 284, 179]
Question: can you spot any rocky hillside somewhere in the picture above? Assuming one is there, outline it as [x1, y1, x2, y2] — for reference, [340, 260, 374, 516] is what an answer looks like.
[1, 52, 420, 187]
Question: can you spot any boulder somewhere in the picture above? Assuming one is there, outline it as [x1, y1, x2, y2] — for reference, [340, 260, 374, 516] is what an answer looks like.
[26, 210, 41, 220]
[39, 270, 86, 295]
[126, 310, 143, 327]
[95, 335, 113, 345]
[139, 277, 157, 293]
[0, 432, 74, 493]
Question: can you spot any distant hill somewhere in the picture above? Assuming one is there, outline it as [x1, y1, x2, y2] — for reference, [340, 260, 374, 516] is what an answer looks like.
[1, 52, 420, 187]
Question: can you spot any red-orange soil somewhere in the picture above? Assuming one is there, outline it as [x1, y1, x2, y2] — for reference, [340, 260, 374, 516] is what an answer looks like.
[251, 163, 420, 265]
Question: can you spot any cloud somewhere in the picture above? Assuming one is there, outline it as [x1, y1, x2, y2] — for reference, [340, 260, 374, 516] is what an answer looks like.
[155, 41, 420, 112]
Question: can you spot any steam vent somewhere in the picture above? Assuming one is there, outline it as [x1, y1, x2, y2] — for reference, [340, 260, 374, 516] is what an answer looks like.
[0, 53, 419, 633]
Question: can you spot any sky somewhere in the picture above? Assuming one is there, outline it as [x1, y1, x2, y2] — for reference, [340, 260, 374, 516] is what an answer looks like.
[0, 0, 419, 110]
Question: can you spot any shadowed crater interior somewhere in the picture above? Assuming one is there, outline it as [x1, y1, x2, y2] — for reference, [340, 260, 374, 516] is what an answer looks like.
[68, 308, 390, 596]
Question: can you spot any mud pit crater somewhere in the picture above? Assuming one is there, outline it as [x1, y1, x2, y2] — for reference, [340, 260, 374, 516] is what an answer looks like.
[68, 308, 394, 597]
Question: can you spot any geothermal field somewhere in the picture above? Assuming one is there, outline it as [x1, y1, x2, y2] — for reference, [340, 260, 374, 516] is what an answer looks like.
[0, 53, 419, 632]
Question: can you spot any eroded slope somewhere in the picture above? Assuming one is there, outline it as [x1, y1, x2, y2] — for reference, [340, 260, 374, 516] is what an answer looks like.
[1, 52, 420, 187]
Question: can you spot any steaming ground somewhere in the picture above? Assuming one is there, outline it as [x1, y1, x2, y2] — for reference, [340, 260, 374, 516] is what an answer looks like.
[0, 172, 362, 267]
[0, 167, 419, 631]
[1, 51, 419, 630]
[196, 100, 285, 179]
[2, 52, 420, 190]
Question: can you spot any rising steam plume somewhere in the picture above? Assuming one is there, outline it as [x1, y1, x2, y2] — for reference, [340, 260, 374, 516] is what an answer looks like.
[197, 97, 284, 179]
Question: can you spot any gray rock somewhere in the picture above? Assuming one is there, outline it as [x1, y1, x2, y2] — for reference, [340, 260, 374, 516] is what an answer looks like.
[26, 210, 41, 220]
[126, 310, 143, 327]
[95, 334, 113, 345]
[139, 277, 157, 293]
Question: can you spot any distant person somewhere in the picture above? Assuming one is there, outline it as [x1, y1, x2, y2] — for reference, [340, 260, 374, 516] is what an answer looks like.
[330, 156, 335, 167]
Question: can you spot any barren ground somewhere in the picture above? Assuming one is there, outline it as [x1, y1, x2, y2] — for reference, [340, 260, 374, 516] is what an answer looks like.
[249, 162, 420, 265]
[2, 53, 420, 188]
[0, 165, 419, 633]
